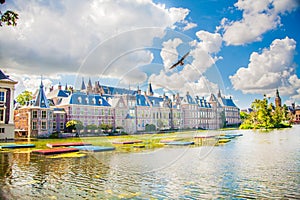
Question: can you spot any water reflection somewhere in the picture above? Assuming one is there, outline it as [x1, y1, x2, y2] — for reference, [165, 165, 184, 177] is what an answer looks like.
[0, 126, 300, 199]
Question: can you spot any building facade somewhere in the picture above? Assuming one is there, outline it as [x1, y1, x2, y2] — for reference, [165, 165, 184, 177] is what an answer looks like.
[0, 70, 17, 140]
[14, 78, 241, 137]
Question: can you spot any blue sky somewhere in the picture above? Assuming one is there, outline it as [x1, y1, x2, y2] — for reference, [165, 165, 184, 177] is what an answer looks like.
[0, 0, 299, 108]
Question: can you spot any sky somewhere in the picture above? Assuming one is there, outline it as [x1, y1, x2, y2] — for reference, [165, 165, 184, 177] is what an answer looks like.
[0, 0, 300, 109]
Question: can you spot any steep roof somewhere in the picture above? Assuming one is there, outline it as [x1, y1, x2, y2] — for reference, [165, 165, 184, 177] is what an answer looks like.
[136, 94, 150, 106]
[102, 85, 136, 95]
[81, 78, 86, 90]
[34, 81, 50, 108]
[47, 89, 69, 99]
[60, 92, 110, 106]
[0, 70, 17, 83]
[218, 97, 238, 107]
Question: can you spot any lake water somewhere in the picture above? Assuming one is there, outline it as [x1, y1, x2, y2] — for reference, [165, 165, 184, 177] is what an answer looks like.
[1, 126, 299, 199]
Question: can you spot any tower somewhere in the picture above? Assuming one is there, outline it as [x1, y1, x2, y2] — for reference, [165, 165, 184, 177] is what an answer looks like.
[147, 82, 153, 96]
[275, 89, 281, 108]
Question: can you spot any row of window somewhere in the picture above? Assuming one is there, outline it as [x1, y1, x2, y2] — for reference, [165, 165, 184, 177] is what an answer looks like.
[32, 121, 64, 130]
[77, 97, 103, 105]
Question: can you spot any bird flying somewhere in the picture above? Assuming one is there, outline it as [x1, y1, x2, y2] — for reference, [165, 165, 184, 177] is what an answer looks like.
[169, 51, 190, 70]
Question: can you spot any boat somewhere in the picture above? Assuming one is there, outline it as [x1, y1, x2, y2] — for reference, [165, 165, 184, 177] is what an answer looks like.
[48, 152, 87, 159]
[32, 148, 79, 155]
[133, 144, 145, 148]
[166, 141, 194, 146]
[217, 139, 231, 144]
[112, 140, 142, 144]
[224, 133, 243, 137]
[0, 144, 36, 149]
[217, 135, 236, 139]
[46, 142, 92, 148]
[70, 146, 115, 152]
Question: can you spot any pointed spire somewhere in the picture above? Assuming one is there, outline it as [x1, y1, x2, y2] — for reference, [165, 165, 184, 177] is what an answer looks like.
[65, 83, 68, 91]
[81, 78, 86, 90]
[276, 88, 280, 97]
[34, 79, 49, 108]
[58, 82, 62, 90]
[87, 78, 93, 94]
[217, 89, 221, 98]
[148, 82, 153, 96]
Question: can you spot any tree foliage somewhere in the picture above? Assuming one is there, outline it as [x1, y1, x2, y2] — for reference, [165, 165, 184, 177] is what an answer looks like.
[66, 120, 84, 131]
[16, 90, 33, 106]
[86, 124, 98, 130]
[1, 0, 18, 27]
[240, 98, 292, 129]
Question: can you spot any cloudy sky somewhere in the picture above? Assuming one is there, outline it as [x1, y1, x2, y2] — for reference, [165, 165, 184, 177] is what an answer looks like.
[1, 0, 299, 108]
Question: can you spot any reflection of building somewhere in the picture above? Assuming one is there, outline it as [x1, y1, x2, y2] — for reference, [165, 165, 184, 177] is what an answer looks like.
[0, 70, 17, 140]
[14, 77, 241, 137]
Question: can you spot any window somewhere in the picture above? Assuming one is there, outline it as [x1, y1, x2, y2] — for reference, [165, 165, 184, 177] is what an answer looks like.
[60, 114, 64, 119]
[0, 128, 4, 133]
[78, 97, 82, 103]
[0, 109, 4, 123]
[32, 122, 37, 130]
[98, 99, 102, 105]
[53, 122, 57, 129]
[85, 97, 89, 104]
[60, 123, 64, 129]
[42, 110, 47, 119]
[0, 91, 5, 102]
[41, 121, 47, 130]
[32, 110, 38, 118]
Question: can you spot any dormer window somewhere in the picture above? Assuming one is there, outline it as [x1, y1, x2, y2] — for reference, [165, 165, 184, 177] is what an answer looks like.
[98, 98, 102, 105]
[92, 98, 96, 104]
[78, 97, 82, 103]
[85, 97, 89, 104]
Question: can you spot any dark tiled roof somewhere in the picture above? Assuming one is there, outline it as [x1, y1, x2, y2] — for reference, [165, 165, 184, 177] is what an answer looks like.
[34, 81, 50, 108]
[68, 93, 110, 106]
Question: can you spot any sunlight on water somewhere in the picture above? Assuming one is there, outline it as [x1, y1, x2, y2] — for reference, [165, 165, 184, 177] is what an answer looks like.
[1, 126, 300, 199]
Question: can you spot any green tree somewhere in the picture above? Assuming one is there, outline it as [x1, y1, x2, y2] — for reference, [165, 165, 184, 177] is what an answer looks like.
[240, 97, 291, 129]
[1, 0, 18, 27]
[16, 90, 33, 106]
[66, 120, 83, 132]
[86, 124, 97, 130]
[240, 111, 249, 122]
[272, 106, 283, 128]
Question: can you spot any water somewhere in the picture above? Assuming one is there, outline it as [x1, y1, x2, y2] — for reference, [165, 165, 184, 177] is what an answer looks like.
[1, 126, 299, 199]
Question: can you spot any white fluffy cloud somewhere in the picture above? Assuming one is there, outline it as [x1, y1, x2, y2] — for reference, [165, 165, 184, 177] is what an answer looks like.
[149, 31, 223, 96]
[160, 38, 183, 70]
[230, 37, 300, 100]
[0, 0, 191, 91]
[220, 0, 299, 45]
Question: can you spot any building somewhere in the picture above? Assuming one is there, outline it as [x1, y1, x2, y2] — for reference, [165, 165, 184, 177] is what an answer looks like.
[0, 70, 17, 140]
[209, 90, 240, 127]
[275, 89, 282, 108]
[14, 78, 241, 137]
[14, 81, 54, 138]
